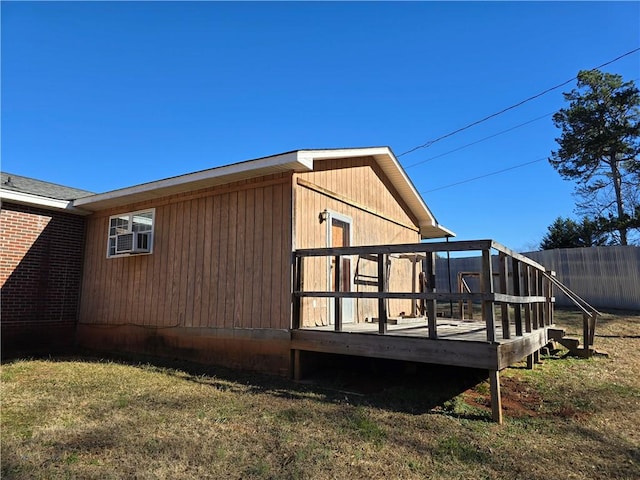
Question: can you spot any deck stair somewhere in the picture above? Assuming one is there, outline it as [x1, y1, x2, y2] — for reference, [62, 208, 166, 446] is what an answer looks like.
[542, 272, 602, 358]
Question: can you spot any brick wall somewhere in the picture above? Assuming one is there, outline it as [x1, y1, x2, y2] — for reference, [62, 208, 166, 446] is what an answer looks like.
[1, 202, 86, 356]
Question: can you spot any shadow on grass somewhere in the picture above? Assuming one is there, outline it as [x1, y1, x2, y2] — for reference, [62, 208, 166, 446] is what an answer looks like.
[3, 352, 492, 421]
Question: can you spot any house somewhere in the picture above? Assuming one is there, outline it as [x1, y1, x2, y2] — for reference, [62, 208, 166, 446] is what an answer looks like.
[3, 147, 574, 423]
[70, 147, 453, 375]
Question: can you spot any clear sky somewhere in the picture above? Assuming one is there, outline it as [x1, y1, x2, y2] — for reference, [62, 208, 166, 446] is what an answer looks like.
[2, 1, 639, 251]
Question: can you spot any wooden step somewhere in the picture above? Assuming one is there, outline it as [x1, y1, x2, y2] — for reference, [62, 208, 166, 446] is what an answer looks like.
[547, 328, 566, 341]
[557, 336, 580, 351]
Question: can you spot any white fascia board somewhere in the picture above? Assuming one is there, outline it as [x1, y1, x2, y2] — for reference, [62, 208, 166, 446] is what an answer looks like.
[0, 189, 91, 215]
[73, 151, 314, 209]
[299, 147, 393, 162]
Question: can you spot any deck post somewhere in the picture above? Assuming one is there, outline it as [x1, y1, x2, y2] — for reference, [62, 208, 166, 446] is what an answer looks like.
[293, 349, 301, 381]
[522, 265, 532, 333]
[526, 354, 534, 370]
[378, 253, 387, 334]
[481, 249, 496, 342]
[334, 255, 342, 332]
[498, 252, 510, 339]
[489, 369, 503, 424]
[292, 255, 303, 330]
[511, 258, 523, 336]
[545, 271, 554, 327]
[531, 269, 539, 330]
[426, 252, 437, 339]
[537, 270, 544, 327]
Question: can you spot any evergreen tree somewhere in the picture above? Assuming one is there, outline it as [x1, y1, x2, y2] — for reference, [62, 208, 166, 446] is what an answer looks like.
[549, 70, 640, 245]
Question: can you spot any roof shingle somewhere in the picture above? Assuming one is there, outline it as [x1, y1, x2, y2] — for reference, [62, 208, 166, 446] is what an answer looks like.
[1, 172, 94, 201]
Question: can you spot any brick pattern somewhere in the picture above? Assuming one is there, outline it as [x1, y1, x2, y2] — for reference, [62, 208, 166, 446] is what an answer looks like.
[1, 202, 86, 352]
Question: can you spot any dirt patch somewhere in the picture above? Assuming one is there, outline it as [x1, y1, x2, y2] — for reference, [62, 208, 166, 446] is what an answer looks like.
[462, 376, 545, 419]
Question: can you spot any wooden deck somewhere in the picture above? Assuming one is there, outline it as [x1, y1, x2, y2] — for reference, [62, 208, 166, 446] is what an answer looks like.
[291, 239, 566, 423]
[292, 318, 551, 371]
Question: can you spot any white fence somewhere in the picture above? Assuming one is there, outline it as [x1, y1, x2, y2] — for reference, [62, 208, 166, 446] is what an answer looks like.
[435, 246, 640, 311]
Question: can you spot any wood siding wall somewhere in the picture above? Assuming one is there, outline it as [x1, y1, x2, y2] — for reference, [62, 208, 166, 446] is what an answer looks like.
[293, 157, 421, 326]
[78, 173, 293, 374]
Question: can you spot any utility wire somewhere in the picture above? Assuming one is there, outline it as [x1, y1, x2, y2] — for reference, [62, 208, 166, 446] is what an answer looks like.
[423, 157, 547, 193]
[404, 111, 553, 169]
[399, 47, 640, 157]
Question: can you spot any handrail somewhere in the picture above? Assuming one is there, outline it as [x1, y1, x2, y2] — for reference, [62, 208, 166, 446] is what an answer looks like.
[292, 240, 555, 344]
[542, 272, 601, 318]
[542, 271, 600, 349]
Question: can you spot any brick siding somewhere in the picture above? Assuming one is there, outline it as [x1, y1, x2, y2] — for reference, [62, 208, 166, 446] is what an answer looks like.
[1, 202, 86, 356]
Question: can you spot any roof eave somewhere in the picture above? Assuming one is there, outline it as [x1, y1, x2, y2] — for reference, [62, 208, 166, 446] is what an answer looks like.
[1, 189, 92, 215]
[73, 151, 314, 211]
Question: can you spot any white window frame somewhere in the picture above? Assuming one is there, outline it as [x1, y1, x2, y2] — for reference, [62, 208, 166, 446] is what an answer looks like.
[106, 208, 155, 258]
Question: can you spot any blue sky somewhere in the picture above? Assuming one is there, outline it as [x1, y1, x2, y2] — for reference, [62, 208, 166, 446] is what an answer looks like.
[2, 1, 639, 251]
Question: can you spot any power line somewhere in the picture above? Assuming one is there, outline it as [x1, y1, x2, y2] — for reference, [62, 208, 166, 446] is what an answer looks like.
[422, 157, 547, 193]
[404, 111, 553, 169]
[399, 47, 640, 157]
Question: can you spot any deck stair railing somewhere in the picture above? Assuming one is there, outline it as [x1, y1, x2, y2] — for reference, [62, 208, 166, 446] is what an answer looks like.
[542, 272, 601, 358]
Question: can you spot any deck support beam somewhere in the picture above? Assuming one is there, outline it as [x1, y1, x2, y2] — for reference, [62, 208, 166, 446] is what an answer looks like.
[489, 369, 503, 424]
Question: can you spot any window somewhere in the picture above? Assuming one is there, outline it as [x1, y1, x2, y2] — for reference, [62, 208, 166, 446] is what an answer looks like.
[107, 209, 155, 258]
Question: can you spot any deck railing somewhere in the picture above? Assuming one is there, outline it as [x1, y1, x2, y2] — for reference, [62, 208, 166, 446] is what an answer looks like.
[292, 239, 555, 343]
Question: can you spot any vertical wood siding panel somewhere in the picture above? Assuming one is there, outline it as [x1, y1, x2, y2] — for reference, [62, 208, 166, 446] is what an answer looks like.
[190, 198, 203, 328]
[200, 195, 213, 328]
[270, 184, 283, 329]
[225, 192, 238, 329]
[216, 193, 229, 327]
[108, 222, 123, 325]
[132, 255, 144, 327]
[243, 188, 256, 328]
[261, 186, 273, 329]
[158, 206, 168, 327]
[164, 202, 178, 327]
[98, 217, 112, 325]
[234, 190, 246, 328]
[90, 218, 103, 323]
[177, 200, 191, 327]
[281, 183, 293, 330]
[252, 187, 264, 327]
[97, 218, 110, 324]
[148, 207, 161, 326]
[208, 194, 221, 327]
[144, 220, 157, 326]
[113, 229, 127, 326]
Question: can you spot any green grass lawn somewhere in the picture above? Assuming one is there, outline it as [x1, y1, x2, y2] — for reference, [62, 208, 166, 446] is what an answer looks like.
[2, 309, 639, 480]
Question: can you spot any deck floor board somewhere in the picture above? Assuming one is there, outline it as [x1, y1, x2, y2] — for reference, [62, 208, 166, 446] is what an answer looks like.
[300, 318, 532, 344]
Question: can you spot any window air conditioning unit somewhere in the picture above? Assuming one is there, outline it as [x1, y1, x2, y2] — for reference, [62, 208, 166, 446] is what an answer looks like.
[115, 232, 151, 254]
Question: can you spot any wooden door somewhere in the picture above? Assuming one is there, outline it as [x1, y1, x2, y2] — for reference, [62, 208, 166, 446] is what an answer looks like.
[329, 216, 354, 324]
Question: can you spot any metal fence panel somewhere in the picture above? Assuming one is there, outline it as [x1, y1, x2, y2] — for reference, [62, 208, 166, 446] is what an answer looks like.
[435, 246, 640, 310]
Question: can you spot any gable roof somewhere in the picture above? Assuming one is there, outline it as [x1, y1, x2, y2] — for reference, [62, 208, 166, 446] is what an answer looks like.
[0, 172, 94, 214]
[73, 147, 454, 238]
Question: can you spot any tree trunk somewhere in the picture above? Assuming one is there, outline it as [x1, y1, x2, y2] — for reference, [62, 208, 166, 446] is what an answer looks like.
[610, 156, 628, 245]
